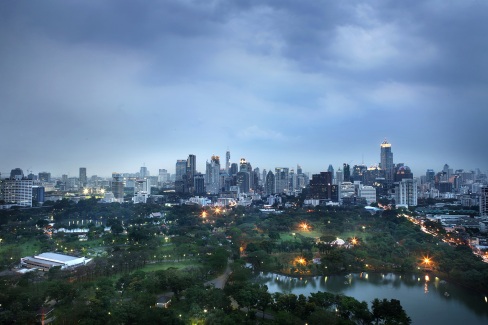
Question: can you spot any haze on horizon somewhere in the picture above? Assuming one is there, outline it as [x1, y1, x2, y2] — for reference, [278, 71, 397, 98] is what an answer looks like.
[1, 1, 488, 178]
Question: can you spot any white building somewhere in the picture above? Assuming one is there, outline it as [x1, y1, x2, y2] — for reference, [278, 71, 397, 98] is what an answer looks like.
[395, 179, 418, 207]
[20, 252, 90, 271]
[339, 182, 356, 201]
[0, 177, 33, 207]
[359, 185, 376, 205]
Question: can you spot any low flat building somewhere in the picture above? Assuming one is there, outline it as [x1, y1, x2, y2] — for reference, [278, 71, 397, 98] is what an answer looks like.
[20, 252, 90, 271]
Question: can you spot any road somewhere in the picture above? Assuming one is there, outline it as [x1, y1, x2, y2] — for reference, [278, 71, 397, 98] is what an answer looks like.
[204, 259, 232, 289]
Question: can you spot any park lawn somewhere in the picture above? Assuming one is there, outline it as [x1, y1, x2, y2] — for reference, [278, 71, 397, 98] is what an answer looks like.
[279, 230, 322, 241]
[0, 239, 42, 256]
[140, 260, 199, 272]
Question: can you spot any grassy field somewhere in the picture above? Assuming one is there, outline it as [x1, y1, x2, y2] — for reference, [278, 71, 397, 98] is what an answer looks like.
[0, 240, 42, 256]
[140, 260, 199, 272]
[279, 230, 322, 241]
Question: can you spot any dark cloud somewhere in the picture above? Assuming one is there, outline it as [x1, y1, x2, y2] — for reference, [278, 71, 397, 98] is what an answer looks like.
[0, 0, 487, 177]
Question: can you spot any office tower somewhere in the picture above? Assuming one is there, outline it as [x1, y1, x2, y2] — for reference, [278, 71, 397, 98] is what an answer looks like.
[175, 160, 187, 181]
[226, 150, 230, 174]
[343, 163, 351, 182]
[230, 163, 238, 176]
[274, 168, 289, 194]
[27, 173, 37, 180]
[336, 168, 344, 184]
[380, 139, 394, 187]
[111, 173, 124, 200]
[79, 168, 87, 187]
[297, 164, 303, 175]
[158, 169, 169, 184]
[236, 171, 250, 194]
[140, 166, 148, 178]
[186, 154, 196, 193]
[265, 170, 275, 195]
[206, 155, 221, 194]
[327, 164, 334, 178]
[289, 169, 296, 192]
[194, 173, 205, 195]
[32, 186, 45, 204]
[262, 169, 267, 185]
[38, 172, 51, 182]
[358, 185, 376, 204]
[395, 179, 418, 207]
[10, 168, 24, 179]
[351, 165, 367, 182]
[480, 186, 488, 217]
[0, 176, 33, 207]
[309, 172, 333, 200]
[426, 169, 435, 183]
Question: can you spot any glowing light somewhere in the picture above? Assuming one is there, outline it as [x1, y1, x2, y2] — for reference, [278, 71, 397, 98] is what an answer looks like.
[295, 257, 306, 265]
[425, 275, 430, 282]
[83, 188, 89, 195]
[201, 211, 207, 218]
[300, 223, 309, 231]
[351, 237, 358, 245]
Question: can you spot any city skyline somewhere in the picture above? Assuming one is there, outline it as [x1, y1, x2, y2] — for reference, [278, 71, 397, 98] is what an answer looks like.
[1, 1, 488, 177]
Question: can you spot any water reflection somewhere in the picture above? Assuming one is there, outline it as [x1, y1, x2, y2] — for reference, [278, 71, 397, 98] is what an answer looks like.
[255, 272, 488, 325]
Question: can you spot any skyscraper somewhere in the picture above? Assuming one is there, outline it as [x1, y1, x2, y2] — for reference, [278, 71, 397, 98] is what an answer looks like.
[343, 163, 351, 182]
[226, 150, 230, 174]
[186, 154, 196, 194]
[395, 178, 418, 207]
[38, 172, 51, 183]
[380, 139, 394, 188]
[79, 167, 87, 187]
[480, 186, 488, 217]
[265, 170, 275, 195]
[206, 155, 221, 194]
[111, 173, 124, 200]
[274, 167, 289, 194]
[175, 160, 187, 181]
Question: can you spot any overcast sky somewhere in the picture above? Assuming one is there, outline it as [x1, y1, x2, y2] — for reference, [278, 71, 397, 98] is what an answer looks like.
[1, 0, 487, 178]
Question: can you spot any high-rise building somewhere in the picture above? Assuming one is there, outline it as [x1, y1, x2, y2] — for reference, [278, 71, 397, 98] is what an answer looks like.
[480, 186, 488, 217]
[10, 168, 24, 180]
[395, 179, 418, 207]
[38, 172, 51, 183]
[226, 150, 231, 174]
[236, 171, 250, 194]
[32, 186, 45, 204]
[194, 173, 205, 195]
[1, 177, 33, 207]
[140, 166, 148, 178]
[205, 155, 221, 194]
[426, 169, 435, 183]
[186, 154, 196, 193]
[336, 168, 343, 184]
[274, 167, 289, 194]
[343, 164, 351, 182]
[175, 160, 187, 181]
[79, 168, 87, 187]
[158, 169, 169, 184]
[230, 163, 238, 176]
[309, 172, 335, 201]
[380, 139, 394, 188]
[265, 170, 275, 195]
[111, 173, 124, 200]
[327, 165, 335, 178]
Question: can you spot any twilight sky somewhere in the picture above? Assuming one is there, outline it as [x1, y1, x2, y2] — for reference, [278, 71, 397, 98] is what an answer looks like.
[1, 0, 487, 178]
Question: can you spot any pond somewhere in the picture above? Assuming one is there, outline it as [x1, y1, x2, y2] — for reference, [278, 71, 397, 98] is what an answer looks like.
[255, 272, 488, 324]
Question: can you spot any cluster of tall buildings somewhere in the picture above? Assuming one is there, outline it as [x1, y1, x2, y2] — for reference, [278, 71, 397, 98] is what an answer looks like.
[2, 141, 488, 213]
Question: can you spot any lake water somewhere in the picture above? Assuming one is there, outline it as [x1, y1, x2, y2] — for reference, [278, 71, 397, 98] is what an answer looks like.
[255, 272, 488, 325]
